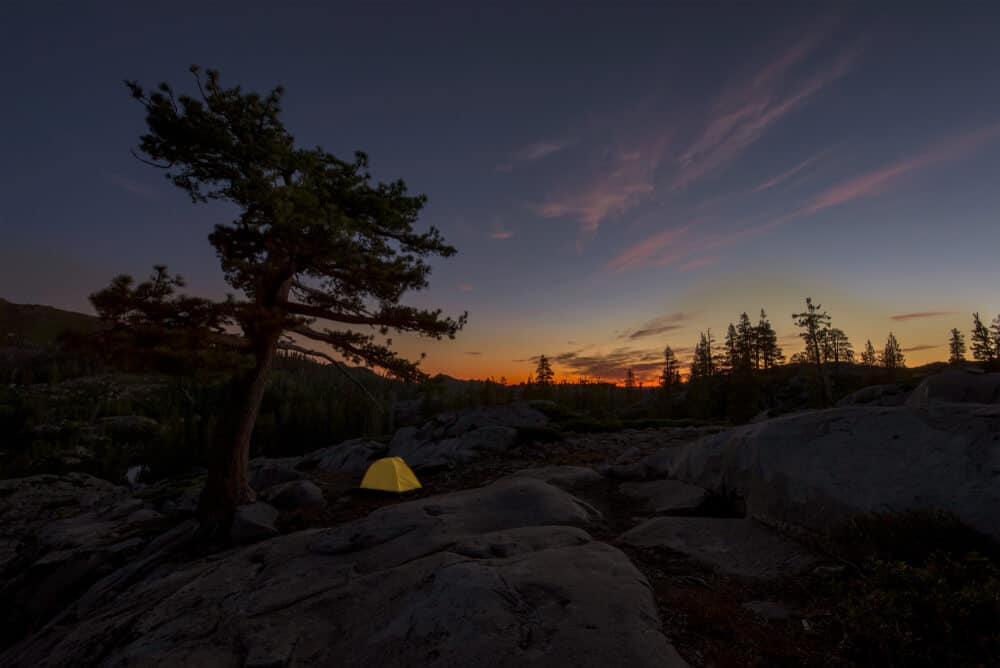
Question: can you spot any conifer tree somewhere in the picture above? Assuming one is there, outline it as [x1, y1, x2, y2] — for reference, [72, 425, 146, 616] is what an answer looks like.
[992, 315, 1000, 360]
[723, 323, 738, 374]
[735, 312, 756, 371]
[690, 330, 718, 379]
[861, 339, 878, 367]
[755, 309, 784, 369]
[792, 297, 832, 405]
[624, 368, 637, 401]
[97, 67, 466, 522]
[882, 332, 906, 370]
[535, 355, 555, 385]
[948, 328, 966, 364]
[660, 345, 681, 389]
[970, 313, 996, 362]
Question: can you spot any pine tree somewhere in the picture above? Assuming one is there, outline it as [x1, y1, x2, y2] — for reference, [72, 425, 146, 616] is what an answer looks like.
[96, 68, 465, 521]
[792, 298, 831, 367]
[948, 328, 966, 364]
[792, 297, 832, 405]
[970, 313, 996, 362]
[660, 345, 681, 389]
[690, 330, 717, 380]
[735, 312, 756, 371]
[755, 309, 784, 369]
[822, 328, 854, 367]
[882, 332, 906, 370]
[723, 323, 738, 374]
[535, 355, 555, 385]
[992, 315, 1000, 361]
[861, 339, 878, 367]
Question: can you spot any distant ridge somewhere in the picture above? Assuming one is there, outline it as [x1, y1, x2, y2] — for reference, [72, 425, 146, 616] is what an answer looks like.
[0, 298, 101, 347]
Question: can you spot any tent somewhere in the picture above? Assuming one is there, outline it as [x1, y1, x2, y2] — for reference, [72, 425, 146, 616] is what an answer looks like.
[359, 456, 422, 493]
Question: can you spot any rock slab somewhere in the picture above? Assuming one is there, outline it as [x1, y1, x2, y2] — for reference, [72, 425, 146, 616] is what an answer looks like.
[620, 517, 819, 579]
[3, 476, 687, 667]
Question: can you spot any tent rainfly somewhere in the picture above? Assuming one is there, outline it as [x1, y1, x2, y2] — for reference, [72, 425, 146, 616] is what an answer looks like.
[359, 456, 422, 493]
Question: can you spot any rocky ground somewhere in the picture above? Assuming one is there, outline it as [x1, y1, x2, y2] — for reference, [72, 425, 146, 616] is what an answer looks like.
[1, 369, 998, 667]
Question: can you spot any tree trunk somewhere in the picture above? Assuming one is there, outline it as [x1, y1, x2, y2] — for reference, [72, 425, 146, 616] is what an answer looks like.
[197, 334, 279, 525]
[197, 272, 294, 528]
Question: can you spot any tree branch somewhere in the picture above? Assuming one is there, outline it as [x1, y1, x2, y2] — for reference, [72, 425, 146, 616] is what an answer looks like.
[277, 341, 382, 409]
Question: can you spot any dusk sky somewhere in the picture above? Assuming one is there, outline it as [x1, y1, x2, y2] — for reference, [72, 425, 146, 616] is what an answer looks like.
[3, 3, 999, 383]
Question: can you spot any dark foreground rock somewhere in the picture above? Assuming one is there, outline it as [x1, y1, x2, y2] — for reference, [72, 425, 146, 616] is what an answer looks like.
[645, 401, 1000, 540]
[617, 480, 708, 516]
[2, 476, 688, 668]
[620, 517, 819, 579]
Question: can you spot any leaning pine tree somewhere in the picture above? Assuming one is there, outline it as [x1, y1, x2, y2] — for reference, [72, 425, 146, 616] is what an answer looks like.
[93, 67, 466, 525]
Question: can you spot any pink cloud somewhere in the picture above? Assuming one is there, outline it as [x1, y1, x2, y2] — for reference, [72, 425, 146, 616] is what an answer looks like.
[491, 231, 514, 240]
[818, 124, 1000, 212]
[672, 32, 861, 191]
[458, 284, 473, 292]
[532, 134, 670, 234]
[674, 256, 719, 272]
[889, 311, 956, 321]
[755, 150, 829, 191]
[516, 141, 569, 161]
[606, 226, 690, 273]
[742, 120, 1000, 238]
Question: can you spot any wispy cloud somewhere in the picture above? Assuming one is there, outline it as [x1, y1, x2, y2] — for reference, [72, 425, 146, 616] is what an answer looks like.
[516, 141, 570, 161]
[465, 351, 482, 356]
[801, 123, 1000, 218]
[495, 163, 513, 173]
[606, 226, 690, 273]
[491, 231, 514, 240]
[458, 283, 474, 292]
[107, 173, 156, 197]
[675, 256, 718, 272]
[620, 311, 694, 340]
[890, 311, 957, 321]
[672, 29, 861, 191]
[538, 24, 859, 245]
[533, 163, 660, 235]
[552, 346, 682, 380]
[755, 150, 829, 191]
[902, 344, 940, 352]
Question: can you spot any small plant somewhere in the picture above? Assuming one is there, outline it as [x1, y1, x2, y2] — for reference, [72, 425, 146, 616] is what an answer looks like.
[825, 512, 1000, 666]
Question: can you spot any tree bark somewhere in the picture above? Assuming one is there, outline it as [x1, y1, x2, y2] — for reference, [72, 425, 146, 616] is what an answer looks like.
[197, 334, 279, 525]
[197, 272, 293, 527]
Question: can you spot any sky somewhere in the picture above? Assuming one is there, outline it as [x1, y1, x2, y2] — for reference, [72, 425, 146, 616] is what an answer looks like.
[2, 3, 999, 383]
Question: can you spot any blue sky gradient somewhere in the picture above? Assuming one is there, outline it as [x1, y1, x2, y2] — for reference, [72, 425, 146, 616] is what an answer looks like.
[2, 3, 999, 381]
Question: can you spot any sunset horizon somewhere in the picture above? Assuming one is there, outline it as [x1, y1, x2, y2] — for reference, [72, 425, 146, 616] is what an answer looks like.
[4, 5, 998, 386]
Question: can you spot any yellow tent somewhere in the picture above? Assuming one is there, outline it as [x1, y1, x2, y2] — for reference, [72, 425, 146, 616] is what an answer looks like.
[359, 457, 422, 493]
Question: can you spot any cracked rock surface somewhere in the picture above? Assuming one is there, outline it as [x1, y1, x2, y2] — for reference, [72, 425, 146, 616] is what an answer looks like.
[3, 475, 687, 668]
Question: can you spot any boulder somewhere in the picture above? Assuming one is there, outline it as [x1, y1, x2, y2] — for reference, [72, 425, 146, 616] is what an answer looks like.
[514, 466, 601, 488]
[645, 403, 1000, 540]
[0, 473, 132, 573]
[231, 503, 280, 544]
[906, 370, 1000, 409]
[249, 457, 304, 492]
[389, 425, 518, 469]
[618, 480, 707, 515]
[385, 403, 548, 470]
[262, 480, 325, 511]
[0, 474, 164, 651]
[3, 476, 686, 668]
[836, 384, 908, 407]
[620, 517, 819, 579]
[299, 438, 387, 474]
